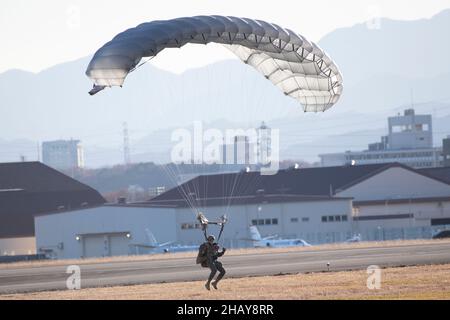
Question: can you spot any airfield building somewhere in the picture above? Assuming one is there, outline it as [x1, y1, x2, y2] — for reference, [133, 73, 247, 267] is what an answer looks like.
[42, 139, 84, 171]
[319, 109, 443, 168]
[33, 163, 450, 259]
[0, 162, 105, 257]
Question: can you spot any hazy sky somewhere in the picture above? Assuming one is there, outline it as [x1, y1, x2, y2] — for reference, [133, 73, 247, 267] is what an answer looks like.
[2, 0, 450, 74]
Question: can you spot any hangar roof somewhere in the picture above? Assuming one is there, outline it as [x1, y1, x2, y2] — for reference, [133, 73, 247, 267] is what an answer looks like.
[418, 166, 450, 185]
[0, 162, 105, 238]
[0, 161, 101, 193]
[119, 194, 351, 209]
[151, 163, 429, 203]
[147, 162, 450, 208]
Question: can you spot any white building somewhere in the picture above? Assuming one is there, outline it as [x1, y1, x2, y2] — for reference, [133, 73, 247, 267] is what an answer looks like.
[42, 139, 84, 170]
[335, 164, 450, 240]
[319, 109, 443, 168]
[388, 108, 432, 149]
[34, 163, 450, 259]
[35, 196, 352, 259]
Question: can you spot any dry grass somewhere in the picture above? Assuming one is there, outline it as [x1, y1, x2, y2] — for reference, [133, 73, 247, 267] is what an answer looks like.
[2, 238, 449, 270]
[2, 263, 450, 300]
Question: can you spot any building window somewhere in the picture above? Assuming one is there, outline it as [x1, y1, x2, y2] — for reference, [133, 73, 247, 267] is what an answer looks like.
[181, 223, 201, 230]
[321, 215, 348, 223]
[302, 217, 309, 222]
[252, 218, 278, 225]
[291, 217, 299, 223]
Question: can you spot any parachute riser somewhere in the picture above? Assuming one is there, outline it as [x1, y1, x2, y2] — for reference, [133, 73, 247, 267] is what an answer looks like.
[197, 212, 228, 242]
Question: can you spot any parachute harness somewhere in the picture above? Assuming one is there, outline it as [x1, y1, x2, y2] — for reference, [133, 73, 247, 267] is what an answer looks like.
[197, 213, 228, 243]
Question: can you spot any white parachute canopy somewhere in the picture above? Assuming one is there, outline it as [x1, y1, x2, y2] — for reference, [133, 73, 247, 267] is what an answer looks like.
[86, 15, 343, 112]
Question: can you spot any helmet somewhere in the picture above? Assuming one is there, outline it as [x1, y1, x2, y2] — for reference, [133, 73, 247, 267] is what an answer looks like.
[207, 235, 215, 241]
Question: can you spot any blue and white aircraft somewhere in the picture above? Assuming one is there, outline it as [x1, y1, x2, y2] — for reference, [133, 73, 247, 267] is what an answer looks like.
[247, 225, 311, 248]
[130, 229, 198, 254]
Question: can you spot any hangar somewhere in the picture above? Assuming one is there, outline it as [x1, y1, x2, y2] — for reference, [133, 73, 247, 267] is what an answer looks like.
[35, 195, 352, 259]
[34, 163, 450, 259]
[0, 162, 105, 256]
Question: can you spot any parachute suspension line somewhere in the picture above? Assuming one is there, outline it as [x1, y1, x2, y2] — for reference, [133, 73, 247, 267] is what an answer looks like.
[217, 222, 225, 242]
[129, 56, 155, 73]
[161, 164, 198, 216]
[224, 170, 243, 217]
[188, 69, 206, 213]
[226, 50, 258, 207]
[158, 70, 206, 219]
[223, 53, 255, 218]
[202, 223, 208, 241]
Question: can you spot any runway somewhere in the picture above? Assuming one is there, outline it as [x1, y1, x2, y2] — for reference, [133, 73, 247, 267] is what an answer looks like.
[1, 242, 450, 294]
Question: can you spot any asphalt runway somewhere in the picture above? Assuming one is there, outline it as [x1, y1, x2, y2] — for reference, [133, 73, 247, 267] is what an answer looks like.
[1, 242, 450, 294]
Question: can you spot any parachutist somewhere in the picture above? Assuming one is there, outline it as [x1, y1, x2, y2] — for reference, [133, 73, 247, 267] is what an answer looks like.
[197, 235, 226, 290]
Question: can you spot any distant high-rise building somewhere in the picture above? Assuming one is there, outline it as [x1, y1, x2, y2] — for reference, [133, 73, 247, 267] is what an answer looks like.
[319, 109, 443, 169]
[256, 121, 271, 165]
[443, 136, 450, 167]
[148, 186, 166, 199]
[42, 139, 84, 170]
[388, 109, 432, 150]
[233, 135, 250, 165]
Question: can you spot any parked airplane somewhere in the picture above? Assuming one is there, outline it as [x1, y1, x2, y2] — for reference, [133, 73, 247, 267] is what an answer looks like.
[246, 225, 311, 248]
[345, 234, 362, 243]
[130, 229, 198, 254]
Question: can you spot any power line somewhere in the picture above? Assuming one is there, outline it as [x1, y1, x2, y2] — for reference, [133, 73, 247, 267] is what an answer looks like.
[123, 122, 131, 166]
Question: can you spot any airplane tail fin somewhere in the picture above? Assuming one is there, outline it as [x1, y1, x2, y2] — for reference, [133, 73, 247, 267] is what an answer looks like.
[145, 228, 158, 247]
[249, 225, 262, 241]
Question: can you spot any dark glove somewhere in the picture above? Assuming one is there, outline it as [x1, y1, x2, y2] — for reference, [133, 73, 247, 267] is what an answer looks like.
[222, 248, 227, 253]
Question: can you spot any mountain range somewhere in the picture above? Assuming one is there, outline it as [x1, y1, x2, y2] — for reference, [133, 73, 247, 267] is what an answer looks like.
[1, 10, 450, 166]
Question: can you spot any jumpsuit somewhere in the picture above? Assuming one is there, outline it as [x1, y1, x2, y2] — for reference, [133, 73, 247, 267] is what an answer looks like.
[198, 242, 226, 283]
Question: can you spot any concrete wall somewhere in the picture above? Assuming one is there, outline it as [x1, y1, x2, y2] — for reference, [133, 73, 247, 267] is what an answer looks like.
[355, 201, 450, 221]
[0, 237, 36, 256]
[350, 200, 450, 241]
[174, 199, 353, 248]
[35, 206, 176, 259]
[35, 199, 353, 259]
